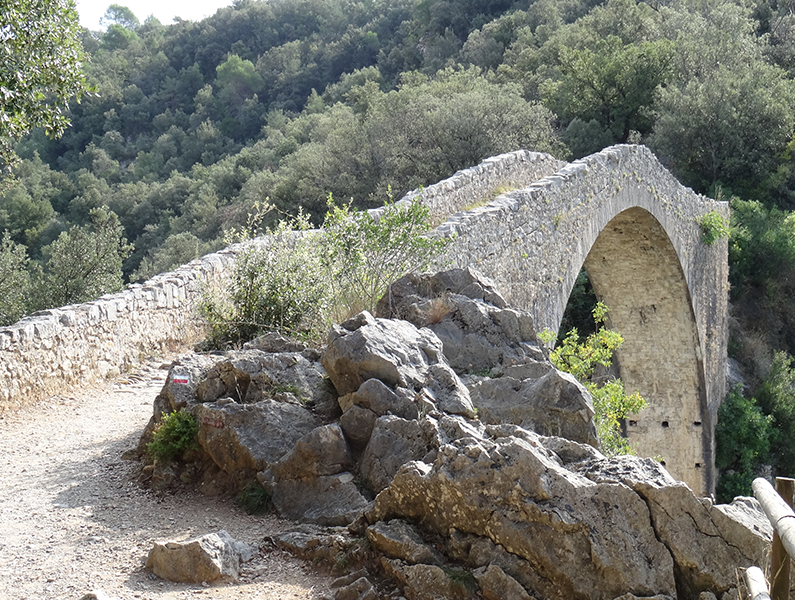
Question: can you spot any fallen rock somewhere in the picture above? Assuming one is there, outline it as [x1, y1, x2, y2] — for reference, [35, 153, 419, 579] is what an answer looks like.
[145, 530, 254, 583]
[470, 369, 598, 447]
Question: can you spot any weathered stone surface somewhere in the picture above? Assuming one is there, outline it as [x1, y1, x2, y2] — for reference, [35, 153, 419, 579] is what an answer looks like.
[371, 433, 676, 600]
[576, 456, 771, 597]
[271, 472, 369, 526]
[339, 405, 378, 448]
[269, 424, 366, 525]
[243, 332, 307, 353]
[331, 577, 378, 600]
[375, 269, 545, 376]
[382, 558, 471, 600]
[367, 519, 444, 565]
[321, 311, 447, 396]
[338, 377, 419, 420]
[473, 564, 535, 600]
[145, 530, 253, 583]
[188, 399, 320, 479]
[470, 369, 598, 447]
[360, 416, 435, 494]
[376, 267, 509, 318]
[271, 424, 354, 480]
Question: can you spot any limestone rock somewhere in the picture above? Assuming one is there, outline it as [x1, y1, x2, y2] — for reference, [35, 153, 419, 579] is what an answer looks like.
[360, 415, 435, 493]
[269, 424, 367, 525]
[367, 519, 444, 565]
[189, 399, 320, 482]
[321, 311, 447, 396]
[332, 577, 378, 600]
[374, 268, 544, 374]
[243, 332, 307, 353]
[382, 558, 473, 600]
[473, 564, 535, 600]
[371, 432, 676, 600]
[271, 472, 369, 526]
[470, 369, 598, 447]
[338, 378, 419, 446]
[577, 456, 771, 597]
[375, 267, 509, 317]
[145, 530, 253, 583]
[271, 424, 354, 480]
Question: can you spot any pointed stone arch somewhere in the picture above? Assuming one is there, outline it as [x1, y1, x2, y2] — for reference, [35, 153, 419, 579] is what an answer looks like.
[435, 145, 728, 495]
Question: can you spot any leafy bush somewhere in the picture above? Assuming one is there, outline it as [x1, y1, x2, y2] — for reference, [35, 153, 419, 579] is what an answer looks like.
[715, 385, 772, 502]
[146, 410, 199, 463]
[541, 302, 647, 455]
[199, 211, 328, 347]
[697, 210, 729, 245]
[237, 481, 272, 515]
[320, 193, 451, 319]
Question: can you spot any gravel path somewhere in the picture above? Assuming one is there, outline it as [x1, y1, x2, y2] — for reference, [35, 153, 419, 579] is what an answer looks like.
[0, 359, 333, 600]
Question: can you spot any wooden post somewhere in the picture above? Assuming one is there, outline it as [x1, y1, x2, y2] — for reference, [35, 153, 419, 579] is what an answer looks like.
[746, 565, 773, 600]
[771, 477, 795, 600]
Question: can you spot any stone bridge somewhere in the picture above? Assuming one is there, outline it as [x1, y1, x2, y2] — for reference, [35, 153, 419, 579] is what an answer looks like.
[410, 144, 728, 495]
[0, 144, 728, 496]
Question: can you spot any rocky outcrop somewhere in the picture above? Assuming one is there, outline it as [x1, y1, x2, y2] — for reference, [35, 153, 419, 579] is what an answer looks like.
[138, 269, 763, 600]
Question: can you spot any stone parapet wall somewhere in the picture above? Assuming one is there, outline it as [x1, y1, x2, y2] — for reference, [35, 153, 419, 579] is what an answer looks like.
[392, 150, 566, 222]
[0, 247, 237, 413]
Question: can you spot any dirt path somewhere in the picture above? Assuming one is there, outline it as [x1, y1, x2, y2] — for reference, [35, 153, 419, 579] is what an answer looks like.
[0, 358, 334, 600]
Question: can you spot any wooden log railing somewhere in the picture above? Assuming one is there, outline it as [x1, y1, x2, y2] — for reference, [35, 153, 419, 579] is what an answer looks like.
[748, 477, 795, 600]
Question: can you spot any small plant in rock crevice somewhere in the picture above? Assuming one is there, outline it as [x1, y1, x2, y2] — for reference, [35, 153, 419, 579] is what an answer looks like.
[146, 410, 199, 463]
[697, 210, 729, 245]
[236, 481, 272, 515]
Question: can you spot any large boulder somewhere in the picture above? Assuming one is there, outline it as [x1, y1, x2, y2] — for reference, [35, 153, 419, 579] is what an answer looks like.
[374, 268, 544, 375]
[321, 311, 475, 418]
[188, 398, 320, 484]
[145, 530, 254, 583]
[469, 369, 598, 447]
[577, 456, 772, 597]
[370, 432, 677, 600]
[270, 424, 368, 525]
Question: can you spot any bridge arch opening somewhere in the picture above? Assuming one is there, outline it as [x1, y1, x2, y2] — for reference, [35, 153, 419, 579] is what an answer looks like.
[563, 206, 709, 493]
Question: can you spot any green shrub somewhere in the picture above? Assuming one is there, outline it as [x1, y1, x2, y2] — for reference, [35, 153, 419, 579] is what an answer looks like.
[320, 191, 451, 319]
[697, 210, 730, 245]
[199, 211, 329, 348]
[715, 385, 772, 502]
[237, 481, 272, 515]
[541, 303, 647, 455]
[147, 410, 199, 463]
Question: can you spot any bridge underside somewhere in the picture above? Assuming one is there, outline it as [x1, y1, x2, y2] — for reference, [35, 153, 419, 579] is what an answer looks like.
[584, 208, 708, 493]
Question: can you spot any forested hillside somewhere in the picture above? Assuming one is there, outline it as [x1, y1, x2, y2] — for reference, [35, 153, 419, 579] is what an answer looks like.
[3, 0, 795, 499]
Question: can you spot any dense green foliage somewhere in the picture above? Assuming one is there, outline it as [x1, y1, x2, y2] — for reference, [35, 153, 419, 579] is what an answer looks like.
[542, 303, 647, 455]
[146, 409, 199, 463]
[0, 0, 91, 176]
[200, 197, 450, 347]
[715, 386, 772, 501]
